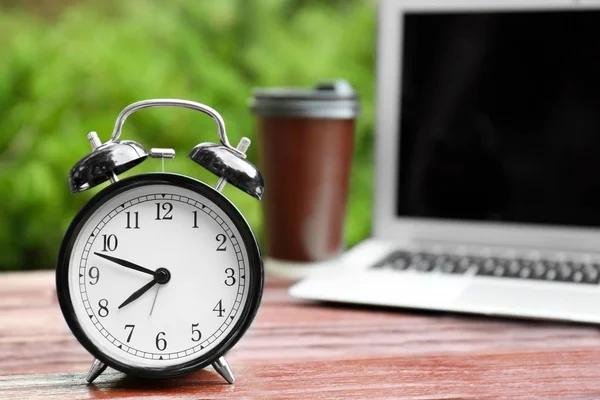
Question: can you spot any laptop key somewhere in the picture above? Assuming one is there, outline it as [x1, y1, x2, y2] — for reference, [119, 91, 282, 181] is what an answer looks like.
[458, 257, 470, 269]
[545, 269, 558, 281]
[433, 256, 447, 268]
[373, 251, 409, 269]
[519, 267, 532, 279]
[532, 262, 547, 279]
[416, 260, 433, 272]
[453, 257, 473, 274]
[479, 259, 496, 275]
[583, 265, 600, 283]
[557, 263, 573, 281]
[507, 260, 521, 277]
[441, 261, 456, 274]
[572, 270, 584, 283]
[393, 258, 408, 270]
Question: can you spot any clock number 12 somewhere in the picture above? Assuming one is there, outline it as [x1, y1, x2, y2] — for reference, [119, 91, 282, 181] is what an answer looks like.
[155, 202, 173, 220]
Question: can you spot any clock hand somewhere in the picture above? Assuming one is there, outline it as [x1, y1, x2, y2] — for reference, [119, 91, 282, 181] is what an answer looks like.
[149, 286, 160, 316]
[118, 267, 171, 310]
[94, 253, 156, 276]
[118, 279, 157, 309]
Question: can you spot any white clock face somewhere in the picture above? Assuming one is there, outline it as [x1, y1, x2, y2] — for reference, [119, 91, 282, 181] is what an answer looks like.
[66, 180, 252, 369]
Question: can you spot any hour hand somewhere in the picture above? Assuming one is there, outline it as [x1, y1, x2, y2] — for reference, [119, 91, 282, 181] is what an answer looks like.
[118, 280, 158, 309]
[118, 268, 171, 310]
[94, 253, 155, 276]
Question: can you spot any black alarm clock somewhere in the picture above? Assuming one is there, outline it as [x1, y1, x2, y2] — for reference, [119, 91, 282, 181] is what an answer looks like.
[56, 99, 264, 384]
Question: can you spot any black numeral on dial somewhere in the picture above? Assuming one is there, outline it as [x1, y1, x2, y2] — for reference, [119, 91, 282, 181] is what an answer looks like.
[213, 299, 225, 317]
[88, 266, 99, 285]
[155, 202, 173, 220]
[192, 211, 199, 228]
[102, 234, 118, 252]
[216, 234, 227, 251]
[125, 211, 139, 229]
[98, 299, 109, 317]
[155, 332, 167, 351]
[224, 268, 236, 286]
[191, 323, 202, 342]
[124, 325, 135, 342]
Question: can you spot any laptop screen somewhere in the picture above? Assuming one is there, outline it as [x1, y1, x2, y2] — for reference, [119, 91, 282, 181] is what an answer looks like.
[397, 10, 600, 228]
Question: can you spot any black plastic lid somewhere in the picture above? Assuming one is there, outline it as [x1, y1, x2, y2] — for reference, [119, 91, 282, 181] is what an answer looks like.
[249, 80, 360, 119]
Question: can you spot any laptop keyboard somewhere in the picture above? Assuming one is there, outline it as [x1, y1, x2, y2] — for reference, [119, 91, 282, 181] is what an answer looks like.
[372, 251, 600, 285]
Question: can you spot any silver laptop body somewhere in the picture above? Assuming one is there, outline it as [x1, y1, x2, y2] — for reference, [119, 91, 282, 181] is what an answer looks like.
[290, 0, 600, 324]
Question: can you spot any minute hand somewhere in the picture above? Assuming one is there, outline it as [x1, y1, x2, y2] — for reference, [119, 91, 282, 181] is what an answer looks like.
[94, 253, 155, 276]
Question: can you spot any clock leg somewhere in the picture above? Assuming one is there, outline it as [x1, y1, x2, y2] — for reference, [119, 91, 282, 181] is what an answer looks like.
[212, 356, 235, 384]
[86, 358, 107, 384]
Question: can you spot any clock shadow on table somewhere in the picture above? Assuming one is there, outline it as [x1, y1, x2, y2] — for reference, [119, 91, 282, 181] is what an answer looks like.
[85, 369, 231, 398]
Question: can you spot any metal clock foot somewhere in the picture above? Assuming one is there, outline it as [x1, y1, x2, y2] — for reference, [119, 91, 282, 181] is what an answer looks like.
[86, 359, 107, 383]
[212, 357, 235, 384]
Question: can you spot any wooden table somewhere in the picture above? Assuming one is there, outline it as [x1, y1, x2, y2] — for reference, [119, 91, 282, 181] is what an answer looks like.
[2, 271, 600, 399]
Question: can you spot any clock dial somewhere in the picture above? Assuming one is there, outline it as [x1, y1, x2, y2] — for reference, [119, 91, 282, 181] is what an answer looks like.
[59, 175, 261, 372]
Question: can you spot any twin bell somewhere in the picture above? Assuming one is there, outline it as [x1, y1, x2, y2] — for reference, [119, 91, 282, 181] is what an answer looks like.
[68, 99, 264, 200]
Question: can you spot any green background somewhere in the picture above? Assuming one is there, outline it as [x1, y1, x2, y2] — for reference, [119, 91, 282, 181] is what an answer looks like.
[0, 0, 376, 271]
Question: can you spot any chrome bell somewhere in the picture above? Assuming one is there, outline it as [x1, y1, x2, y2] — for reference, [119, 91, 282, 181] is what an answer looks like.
[68, 132, 148, 193]
[189, 141, 265, 200]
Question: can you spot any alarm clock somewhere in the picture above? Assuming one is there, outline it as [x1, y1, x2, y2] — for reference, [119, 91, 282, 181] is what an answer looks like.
[56, 99, 264, 384]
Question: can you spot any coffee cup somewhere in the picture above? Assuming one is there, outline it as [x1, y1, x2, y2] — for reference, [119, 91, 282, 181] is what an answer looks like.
[249, 80, 360, 278]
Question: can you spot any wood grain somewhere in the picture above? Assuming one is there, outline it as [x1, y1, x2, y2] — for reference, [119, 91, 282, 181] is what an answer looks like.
[2, 271, 600, 399]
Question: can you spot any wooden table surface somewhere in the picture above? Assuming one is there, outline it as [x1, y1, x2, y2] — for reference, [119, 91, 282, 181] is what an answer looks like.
[2, 271, 600, 399]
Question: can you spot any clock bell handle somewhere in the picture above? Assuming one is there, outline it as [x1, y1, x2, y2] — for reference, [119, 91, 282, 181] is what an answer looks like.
[109, 98, 235, 151]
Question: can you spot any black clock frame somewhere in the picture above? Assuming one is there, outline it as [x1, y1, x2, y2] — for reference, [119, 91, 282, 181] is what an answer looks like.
[56, 172, 264, 379]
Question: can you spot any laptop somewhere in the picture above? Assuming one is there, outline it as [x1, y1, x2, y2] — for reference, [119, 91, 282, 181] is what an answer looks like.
[290, 0, 600, 324]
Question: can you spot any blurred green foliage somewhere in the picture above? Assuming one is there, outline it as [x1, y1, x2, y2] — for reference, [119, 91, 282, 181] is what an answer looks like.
[0, 0, 376, 270]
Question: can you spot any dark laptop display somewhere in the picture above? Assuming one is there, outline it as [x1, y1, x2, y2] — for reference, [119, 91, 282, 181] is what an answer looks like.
[397, 10, 600, 228]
